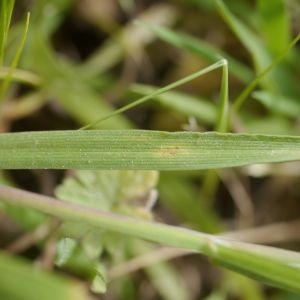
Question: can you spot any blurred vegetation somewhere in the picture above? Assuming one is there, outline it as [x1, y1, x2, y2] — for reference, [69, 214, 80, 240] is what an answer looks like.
[0, 0, 300, 299]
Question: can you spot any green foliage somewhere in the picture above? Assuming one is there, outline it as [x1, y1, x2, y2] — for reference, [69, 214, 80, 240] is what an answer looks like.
[1, 130, 300, 170]
[56, 170, 158, 211]
[54, 169, 159, 292]
[0, 0, 300, 299]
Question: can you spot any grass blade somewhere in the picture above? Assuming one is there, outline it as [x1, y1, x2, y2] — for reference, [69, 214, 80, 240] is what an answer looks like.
[1, 130, 300, 170]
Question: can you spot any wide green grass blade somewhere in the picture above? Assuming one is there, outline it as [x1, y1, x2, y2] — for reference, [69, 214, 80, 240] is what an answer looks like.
[1, 130, 300, 170]
[0, 250, 88, 300]
[1, 186, 300, 294]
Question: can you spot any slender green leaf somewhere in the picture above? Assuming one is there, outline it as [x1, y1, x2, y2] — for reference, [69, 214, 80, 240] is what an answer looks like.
[1, 130, 300, 170]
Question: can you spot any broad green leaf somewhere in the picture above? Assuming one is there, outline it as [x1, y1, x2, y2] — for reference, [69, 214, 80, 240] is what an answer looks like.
[55, 169, 159, 292]
[56, 170, 158, 210]
[1, 130, 300, 170]
[0, 250, 88, 300]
